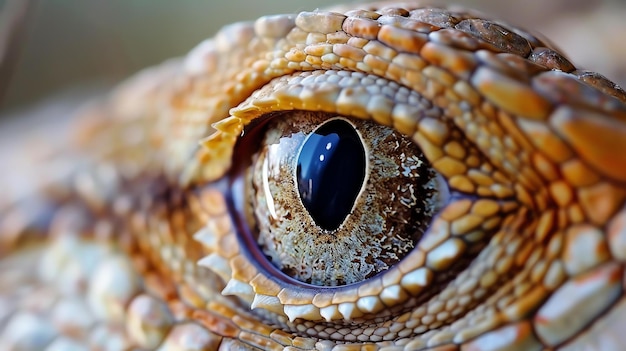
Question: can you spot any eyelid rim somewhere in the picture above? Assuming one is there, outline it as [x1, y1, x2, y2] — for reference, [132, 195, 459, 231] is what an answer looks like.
[229, 70, 516, 196]
[195, 180, 517, 325]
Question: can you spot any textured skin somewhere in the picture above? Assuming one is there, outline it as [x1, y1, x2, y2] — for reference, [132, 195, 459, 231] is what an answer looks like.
[1, 1, 626, 351]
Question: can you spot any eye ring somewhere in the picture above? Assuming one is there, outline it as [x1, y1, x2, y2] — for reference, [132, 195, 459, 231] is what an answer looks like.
[193, 70, 519, 329]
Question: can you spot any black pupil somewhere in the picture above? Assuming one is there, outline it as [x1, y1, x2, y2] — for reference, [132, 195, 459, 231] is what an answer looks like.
[296, 119, 367, 231]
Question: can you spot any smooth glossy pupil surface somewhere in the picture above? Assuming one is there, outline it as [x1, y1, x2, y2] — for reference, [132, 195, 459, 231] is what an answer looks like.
[296, 119, 366, 230]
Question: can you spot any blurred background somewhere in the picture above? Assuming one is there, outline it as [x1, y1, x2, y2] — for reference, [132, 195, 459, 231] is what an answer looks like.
[1, 0, 625, 119]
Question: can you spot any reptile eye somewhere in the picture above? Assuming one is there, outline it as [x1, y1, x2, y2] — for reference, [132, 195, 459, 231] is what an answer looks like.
[195, 69, 522, 324]
[231, 112, 448, 286]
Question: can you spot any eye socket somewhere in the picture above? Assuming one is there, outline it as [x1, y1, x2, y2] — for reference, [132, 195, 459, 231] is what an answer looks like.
[194, 70, 519, 325]
[230, 111, 449, 287]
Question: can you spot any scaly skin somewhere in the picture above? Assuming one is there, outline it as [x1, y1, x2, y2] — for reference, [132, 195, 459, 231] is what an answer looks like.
[1, 2, 626, 350]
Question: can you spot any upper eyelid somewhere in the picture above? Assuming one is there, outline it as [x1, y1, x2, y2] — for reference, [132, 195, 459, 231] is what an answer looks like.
[189, 70, 516, 201]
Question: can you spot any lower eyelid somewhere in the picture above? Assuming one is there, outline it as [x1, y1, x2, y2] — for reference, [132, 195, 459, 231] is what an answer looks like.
[195, 175, 519, 327]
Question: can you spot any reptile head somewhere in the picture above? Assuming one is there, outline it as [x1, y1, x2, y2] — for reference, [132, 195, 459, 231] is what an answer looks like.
[1, 2, 626, 350]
